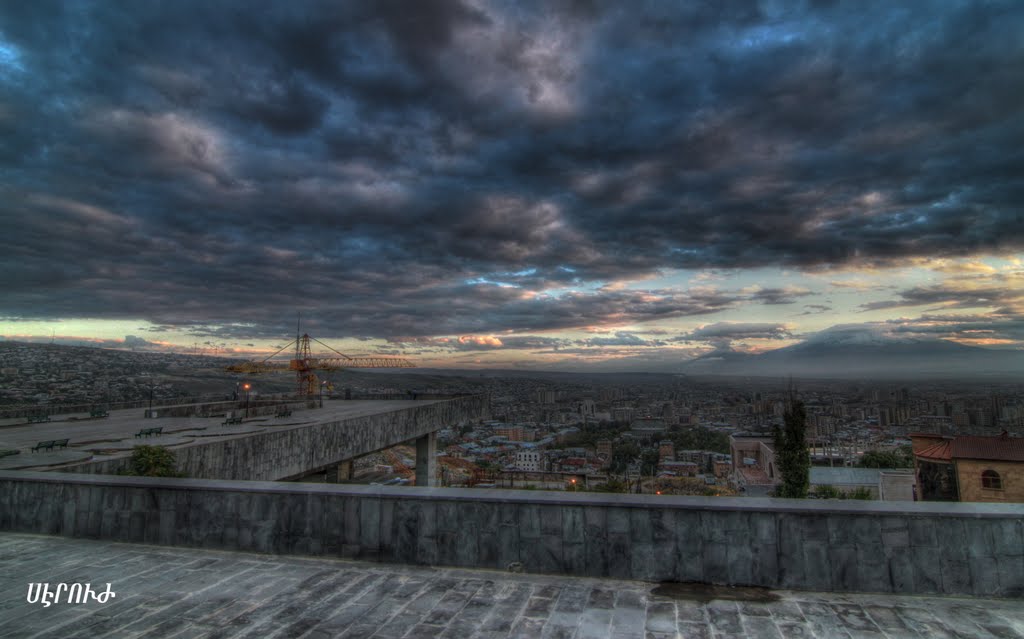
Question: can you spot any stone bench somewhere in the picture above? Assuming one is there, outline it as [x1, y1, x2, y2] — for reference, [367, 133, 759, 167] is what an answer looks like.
[30, 439, 68, 452]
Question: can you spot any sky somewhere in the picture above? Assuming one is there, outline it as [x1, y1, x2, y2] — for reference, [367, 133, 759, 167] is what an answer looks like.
[1, 0, 1022, 371]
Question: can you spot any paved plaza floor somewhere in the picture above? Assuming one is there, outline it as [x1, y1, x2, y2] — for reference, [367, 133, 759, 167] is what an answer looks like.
[0, 533, 1021, 638]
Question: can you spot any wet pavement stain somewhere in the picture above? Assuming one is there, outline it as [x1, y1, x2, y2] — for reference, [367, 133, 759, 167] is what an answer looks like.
[650, 581, 781, 604]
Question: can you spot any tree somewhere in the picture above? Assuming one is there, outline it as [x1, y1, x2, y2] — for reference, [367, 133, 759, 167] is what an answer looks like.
[670, 426, 730, 455]
[609, 441, 641, 474]
[773, 394, 810, 498]
[120, 445, 183, 477]
[476, 460, 495, 472]
[640, 449, 660, 476]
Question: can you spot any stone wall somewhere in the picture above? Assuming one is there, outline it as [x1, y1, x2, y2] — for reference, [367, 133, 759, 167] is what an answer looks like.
[956, 458, 1024, 503]
[1, 470, 1021, 597]
[54, 395, 490, 481]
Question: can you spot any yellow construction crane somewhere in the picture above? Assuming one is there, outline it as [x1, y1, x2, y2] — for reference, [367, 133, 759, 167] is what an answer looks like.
[226, 332, 414, 396]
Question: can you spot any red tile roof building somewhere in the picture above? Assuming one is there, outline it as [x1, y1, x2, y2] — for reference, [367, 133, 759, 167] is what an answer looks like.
[911, 431, 1024, 503]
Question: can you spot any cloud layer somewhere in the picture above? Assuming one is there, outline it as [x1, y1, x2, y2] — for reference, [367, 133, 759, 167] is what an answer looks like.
[1, 1, 1022, 353]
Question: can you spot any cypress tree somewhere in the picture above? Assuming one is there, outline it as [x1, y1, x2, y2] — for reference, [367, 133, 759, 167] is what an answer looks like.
[773, 394, 810, 498]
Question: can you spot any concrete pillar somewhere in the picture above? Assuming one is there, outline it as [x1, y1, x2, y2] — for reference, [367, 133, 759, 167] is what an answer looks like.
[325, 460, 354, 484]
[415, 432, 437, 487]
[339, 459, 354, 481]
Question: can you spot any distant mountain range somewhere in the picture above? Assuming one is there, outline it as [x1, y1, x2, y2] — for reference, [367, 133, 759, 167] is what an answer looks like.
[683, 328, 1024, 379]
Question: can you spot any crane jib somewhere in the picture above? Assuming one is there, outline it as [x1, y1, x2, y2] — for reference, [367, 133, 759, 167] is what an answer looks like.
[224, 332, 414, 395]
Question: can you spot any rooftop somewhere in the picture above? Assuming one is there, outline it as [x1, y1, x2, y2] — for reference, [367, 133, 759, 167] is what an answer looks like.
[2, 533, 1021, 639]
[809, 467, 912, 486]
[913, 432, 1024, 463]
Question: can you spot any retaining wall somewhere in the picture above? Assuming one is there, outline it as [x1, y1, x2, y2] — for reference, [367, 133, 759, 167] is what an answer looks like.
[1, 470, 1021, 597]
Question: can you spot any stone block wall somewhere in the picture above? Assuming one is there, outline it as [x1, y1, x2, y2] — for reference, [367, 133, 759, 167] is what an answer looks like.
[1, 471, 1021, 597]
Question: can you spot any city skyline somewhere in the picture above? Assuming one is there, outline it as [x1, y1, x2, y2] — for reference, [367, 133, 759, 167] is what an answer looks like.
[1, 2, 1022, 371]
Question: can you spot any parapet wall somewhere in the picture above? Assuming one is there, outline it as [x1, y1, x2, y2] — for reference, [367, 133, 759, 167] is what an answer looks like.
[1, 470, 1020, 597]
[54, 395, 490, 481]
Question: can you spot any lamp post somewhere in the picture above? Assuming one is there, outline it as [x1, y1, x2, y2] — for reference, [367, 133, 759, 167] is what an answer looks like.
[320, 380, 327, 408]
[243, 383, 251, 418]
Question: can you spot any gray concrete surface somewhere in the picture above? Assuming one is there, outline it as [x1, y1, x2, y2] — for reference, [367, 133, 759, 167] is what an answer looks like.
[3, 471, 1022, 597]
[0, 396, 489, 481]
[0, 401, 439, 453]
[1, 533, 1021, 639]
[0, 450, 91, 471]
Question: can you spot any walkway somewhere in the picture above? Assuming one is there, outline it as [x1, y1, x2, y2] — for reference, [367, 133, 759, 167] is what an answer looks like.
[0, 533, 1021, 638]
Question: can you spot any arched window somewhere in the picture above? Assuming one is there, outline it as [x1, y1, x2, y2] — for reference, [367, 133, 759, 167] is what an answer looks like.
[981, 470, 1002, 490]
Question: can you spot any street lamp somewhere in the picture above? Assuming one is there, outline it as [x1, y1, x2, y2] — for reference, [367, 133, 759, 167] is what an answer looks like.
[243, 383, 251, 418]
[320, 380, 328, 408]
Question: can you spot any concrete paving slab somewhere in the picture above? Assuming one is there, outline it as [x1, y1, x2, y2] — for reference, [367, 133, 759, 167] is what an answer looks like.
[1, 533, 1022, 639]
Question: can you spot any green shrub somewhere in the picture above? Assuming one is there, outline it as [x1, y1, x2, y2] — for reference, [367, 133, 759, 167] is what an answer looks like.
[859, 450, 913, 468]
[592, 479, 629, 493]
[120, 445, 183, 477]
[813, 484, 874, 500]
[813, 484, 841, 499]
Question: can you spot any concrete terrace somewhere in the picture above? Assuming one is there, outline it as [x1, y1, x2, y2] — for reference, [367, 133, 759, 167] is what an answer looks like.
[2, 533, 1022, 639]
[0, 400, 444, 463]
[0, 396, 489, 482]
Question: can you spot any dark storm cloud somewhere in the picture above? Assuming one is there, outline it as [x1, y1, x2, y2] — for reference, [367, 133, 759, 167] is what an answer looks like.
[800, 304, 833, 315]
[1, 1, 1023, 339]
[748, 287, 813, 305]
